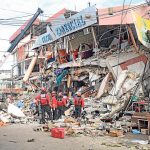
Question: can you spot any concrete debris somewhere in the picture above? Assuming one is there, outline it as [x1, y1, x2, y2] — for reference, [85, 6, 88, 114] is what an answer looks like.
[0, 121, 7, 127]
[131, 139, 149, 145]
[33, 126, 44, 132]
[108, 130, 124, 137]
[110, 70, 128, 96]
[102, 95, 118, 105]
[27, 138, 35, 142]
[8, 103, 25, 118]
[89, 72, 101, 82]
[65, 127, 75, 135]
[0, 48, 149, 143]
[0, 93, 36, 124]
[64, 117, 77, 123]
[96, 73, 111, 99]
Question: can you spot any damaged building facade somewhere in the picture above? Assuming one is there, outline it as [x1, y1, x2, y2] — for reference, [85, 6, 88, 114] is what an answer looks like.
[31, 4, 150, 119]
[2, 3, 150, 138]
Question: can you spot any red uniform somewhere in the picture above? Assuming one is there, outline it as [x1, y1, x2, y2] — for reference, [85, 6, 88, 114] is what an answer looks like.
[35, 94, 50, 106]
[35, 93, 52, 123]
[74, 96, 84, 118]
[51, 96, 58, 120]
[52, 96, 58, 108]
[62, 96, 69, 105]
[57, 98, 66, 107]
[74, 97, 84, 108]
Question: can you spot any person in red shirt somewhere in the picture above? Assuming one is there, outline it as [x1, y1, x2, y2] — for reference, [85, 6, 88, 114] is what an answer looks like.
[33, 98, 39, 116]
[62, 92, 69, 106]
[57, 92, 66, 119]
[35, 87, 52, 124]
[51, 91, 58, 120]
[74, 92, 84, 118]
[62, 92, 70, 113]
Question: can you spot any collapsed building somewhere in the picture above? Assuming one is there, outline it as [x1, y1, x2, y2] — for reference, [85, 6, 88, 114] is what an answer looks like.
[23, 4, 150, 118]
[1, 3, 150, 138]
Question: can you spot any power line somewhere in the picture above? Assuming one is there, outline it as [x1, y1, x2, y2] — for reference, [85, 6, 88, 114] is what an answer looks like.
[0, 2, 146, 23]
[0, 3, 146, 28]
[0, 2, 146, 49]
[0, 7, 33, 15]
[0, 14, 33, 20]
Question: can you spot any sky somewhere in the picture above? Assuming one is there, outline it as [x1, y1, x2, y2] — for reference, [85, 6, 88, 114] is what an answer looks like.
[0, 0, 145, 70]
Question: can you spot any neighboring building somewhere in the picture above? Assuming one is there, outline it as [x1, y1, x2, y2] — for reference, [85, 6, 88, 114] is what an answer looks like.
[10, 18, 41, 78]
[10, 8, 77, 80]
[0, 70, 23, 97]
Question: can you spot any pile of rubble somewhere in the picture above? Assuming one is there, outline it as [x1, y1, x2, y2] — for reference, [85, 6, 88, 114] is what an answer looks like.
[41, 49, 149, 138]
[0, 93, 36, 124]
[1, 48, 150, 140]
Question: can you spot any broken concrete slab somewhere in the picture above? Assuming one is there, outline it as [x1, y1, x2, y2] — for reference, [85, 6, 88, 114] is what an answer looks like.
[110, 70, 128, 96]
[8, 103, 26, 118]
[102, 95, 118, 105]
[117, 78, 138, 98]
[106, 52, 147, 80]
[89, 72, 101, 82]
[96, 73, 111, 99]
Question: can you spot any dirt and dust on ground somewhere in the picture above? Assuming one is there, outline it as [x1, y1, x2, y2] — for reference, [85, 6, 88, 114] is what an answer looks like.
[0, 123, 150, 150]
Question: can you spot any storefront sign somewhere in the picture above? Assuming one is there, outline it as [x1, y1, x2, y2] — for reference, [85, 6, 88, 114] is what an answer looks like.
[52, 6, 97, 39]
[55, 16, 86, 37]
[33, 27, 55, 49]
[132, 11, 150, 48]
[33, 6, 97, 49]
[41, 33, 53, 44]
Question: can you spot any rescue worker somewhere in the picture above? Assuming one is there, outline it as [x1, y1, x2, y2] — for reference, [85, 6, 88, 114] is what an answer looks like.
[57, 92, 66, 119]
[62, 92, 69, 111]
[35, 87, 52, 124]
[74, 92, 84, 118]
[33, 99, 39, 116]
[51, 91, 58, 120]
[62, 92, 69, 106]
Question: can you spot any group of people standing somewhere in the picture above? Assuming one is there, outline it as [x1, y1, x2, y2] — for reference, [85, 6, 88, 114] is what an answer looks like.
[34, 87, 84, 124]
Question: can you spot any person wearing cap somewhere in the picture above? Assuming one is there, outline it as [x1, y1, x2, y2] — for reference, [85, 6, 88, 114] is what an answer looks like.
[35, 87, 52, 124]
[62, 92, 69, 107]
[51, 91, 58, 120]
[57, 92, 66, 119]
[62, 92, 69, 114]
[74, 92, 84, 118]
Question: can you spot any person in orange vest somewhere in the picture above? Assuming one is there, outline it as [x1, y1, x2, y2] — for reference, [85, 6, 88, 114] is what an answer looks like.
[35, 87, 52, 124]
[57, 92, 66, 119]
[74, 92, 84, 118]
[51, 91, 58, 120]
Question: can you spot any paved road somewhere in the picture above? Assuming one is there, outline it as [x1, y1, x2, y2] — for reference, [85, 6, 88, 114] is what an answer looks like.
[0, 123, 149, 150]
